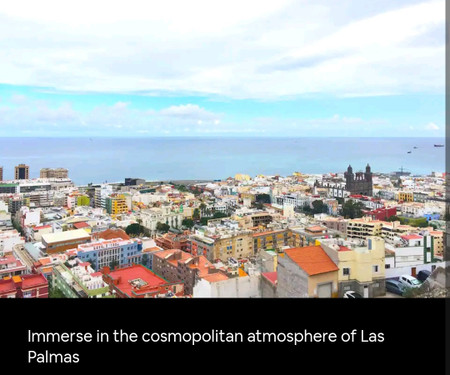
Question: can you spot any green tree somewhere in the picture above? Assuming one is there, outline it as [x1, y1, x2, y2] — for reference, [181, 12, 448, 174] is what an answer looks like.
[193, 208, 200, 220]
[341, 200, 365, 219]
[255, 194, 271, 204]
[302, 203, 313, 215]
[409, 217, 428, 228]
[125, 223, 145, 236]
[174, 184, 188, 192]
[213, 212, 228, 219]
[311, 200, 328, 214]
[182, 218, 195, 228]
[156, 222, 170, 233]
[49, 283, 66, 298]
[336, 197, 345, 205]
[110, 259, 119, 270]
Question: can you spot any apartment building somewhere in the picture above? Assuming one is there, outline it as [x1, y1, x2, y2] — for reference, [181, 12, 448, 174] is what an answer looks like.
[253, 229, 291, 253]
[347, 218, 383, 240]
[106, 194, 128, 215]
[155, 231, 190, 252]
[40, 168, 69, 179]
[0, 255, 27, 279]
[76, 237, 143, 271]
[152, 249, 225, 295]
[320, 236, 386, 297]
[52, 258, 111, 298]
[15, 164, 29, 180]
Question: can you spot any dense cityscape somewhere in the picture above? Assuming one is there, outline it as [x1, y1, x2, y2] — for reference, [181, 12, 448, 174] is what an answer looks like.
[0, 162, 447, 299]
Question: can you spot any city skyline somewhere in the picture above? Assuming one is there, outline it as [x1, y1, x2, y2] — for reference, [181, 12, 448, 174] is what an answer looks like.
[0, 0, 445, 138]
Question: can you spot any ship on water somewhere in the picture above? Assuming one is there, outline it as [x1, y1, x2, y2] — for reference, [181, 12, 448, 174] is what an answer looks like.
[434, 144, 444, 147]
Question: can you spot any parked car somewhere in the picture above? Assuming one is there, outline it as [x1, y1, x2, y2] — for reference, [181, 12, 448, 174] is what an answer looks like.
[398, 274, 421, 289]
[386, 280, 406, 296]
[343, 291, 363, 299]
[416, 270, 431, 283]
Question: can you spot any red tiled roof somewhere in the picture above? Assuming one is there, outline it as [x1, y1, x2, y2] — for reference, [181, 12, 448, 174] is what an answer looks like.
[201, 273, 229, 283]
[92, 228, 130, 241]
[33, 225, 52, 231]
[306, 225, 326, 232]
[338, 246, 352, 252]
[262, 272, 277, 285]
[0, 279, 16, 294]
[73, 222, 90, 229]
[284, 246, 339, 276]
[401, 234, 422, 240]
[21, 274, 48, 290]
[38, 257, 52, 266]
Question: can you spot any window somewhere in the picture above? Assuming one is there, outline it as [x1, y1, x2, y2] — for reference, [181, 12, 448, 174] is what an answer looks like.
[373, 265, 379, 273]
[343, 268, 350, 276]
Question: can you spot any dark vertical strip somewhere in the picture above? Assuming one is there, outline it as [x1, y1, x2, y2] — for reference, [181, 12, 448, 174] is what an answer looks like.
[445, 2, 449, 375]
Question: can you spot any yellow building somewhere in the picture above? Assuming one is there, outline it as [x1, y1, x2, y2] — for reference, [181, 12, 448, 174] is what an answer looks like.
[319, 236, 386, 297]
[429, 231, 444, 256]
[234, 173, 251, 182]
[212, 232, 253, 262]
[253, 229, 291, 253]
[347, 218, 383, 239]
[398, 191, 414, 202]
[106, 194, 128, 215]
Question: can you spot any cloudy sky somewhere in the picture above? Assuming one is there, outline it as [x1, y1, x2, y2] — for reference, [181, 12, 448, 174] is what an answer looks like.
[0, 0, 445, 137]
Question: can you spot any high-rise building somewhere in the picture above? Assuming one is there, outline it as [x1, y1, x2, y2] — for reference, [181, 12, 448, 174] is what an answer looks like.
[40, 168, 68, 178]
[105, 194, 128, 215]
[15, 164, 29, 180]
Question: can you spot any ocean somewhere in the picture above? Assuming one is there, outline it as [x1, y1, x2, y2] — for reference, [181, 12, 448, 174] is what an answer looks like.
[0, 137, 445, 185]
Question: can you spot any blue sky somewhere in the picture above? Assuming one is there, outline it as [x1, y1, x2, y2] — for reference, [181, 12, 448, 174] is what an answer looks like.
[0, 0, 445, 137]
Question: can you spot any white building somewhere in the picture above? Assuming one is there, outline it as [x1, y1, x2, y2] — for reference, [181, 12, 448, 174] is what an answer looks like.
[0, 229, 25, 255]
[140, 205, 184, 235]
[20, 206, 41, 227]
[95, 184, 113, 209]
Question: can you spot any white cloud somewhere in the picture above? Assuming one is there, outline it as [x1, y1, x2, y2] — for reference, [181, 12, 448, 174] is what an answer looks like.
[159, 104, 218, 121]
[425, 122, 439, 130]
[0, 97, 443, 137]
[0, 0, 444, 99]
[0, 98, 224, 135]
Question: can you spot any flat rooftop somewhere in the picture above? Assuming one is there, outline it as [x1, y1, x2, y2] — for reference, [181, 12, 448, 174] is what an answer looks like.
[42, 229, 91, 244]
[106, 265, 168, 297]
